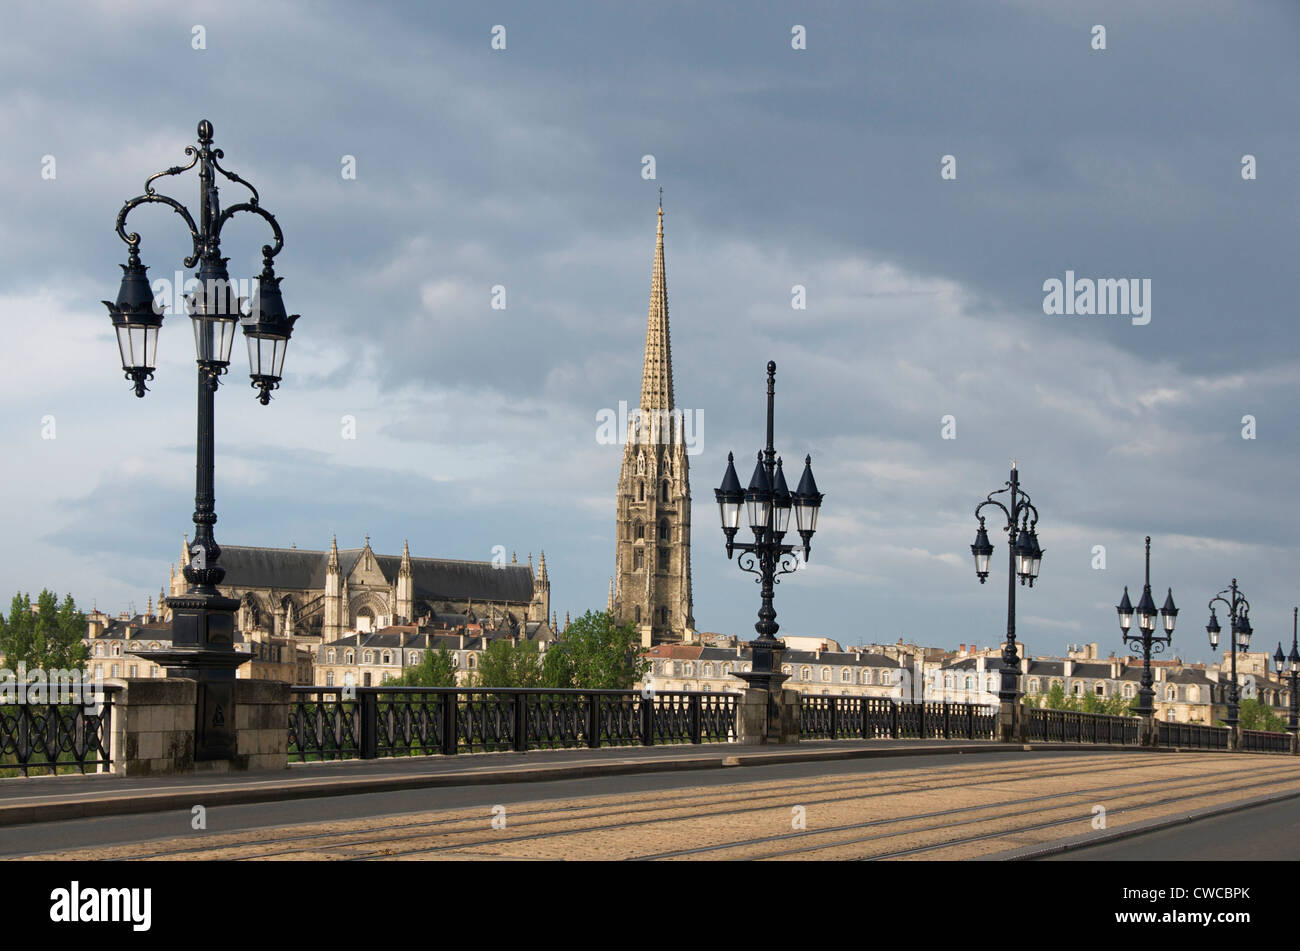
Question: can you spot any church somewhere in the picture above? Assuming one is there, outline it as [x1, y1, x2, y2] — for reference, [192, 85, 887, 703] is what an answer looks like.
[610, 199, 696, 646]
[168, 535, 551, 645]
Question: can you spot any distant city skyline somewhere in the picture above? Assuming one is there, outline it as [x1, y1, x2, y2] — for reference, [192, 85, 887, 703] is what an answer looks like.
[3, 2, 1299, 667]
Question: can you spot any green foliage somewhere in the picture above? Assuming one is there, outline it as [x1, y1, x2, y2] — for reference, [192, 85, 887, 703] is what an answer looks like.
[473, 637, 541, 688]
[390, 646, 457, 687]
[1022, 681, 1133, 716]
[0, 590, 88, 672]
[539, 610, 646, 690]
[1238, 697, 1288, 732]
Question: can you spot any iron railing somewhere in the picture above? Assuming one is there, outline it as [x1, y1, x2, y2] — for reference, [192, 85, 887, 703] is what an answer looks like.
[289, 687, 739, 761]
[800, 696, 996, 740]
[1157, 721, 1231, 751]
[0, 685, 118, 777]
[1240, 728, 1292, 753]
[1024, 706, 1141, 745]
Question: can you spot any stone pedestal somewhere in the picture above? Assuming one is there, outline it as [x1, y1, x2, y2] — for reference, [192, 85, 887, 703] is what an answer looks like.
[998, 700, 1023, 743]
[109, 678, 290, 776]
[1139, 716, 1157, 747]
[738, 687, 800, 744]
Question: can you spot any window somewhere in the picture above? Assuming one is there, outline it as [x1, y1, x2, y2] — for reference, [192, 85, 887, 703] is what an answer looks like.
[659, 606, 668, 624]
[112, 643, 121, 657]
[842, 669, 852, 683]
[944, 675, 954, 689]
[862, 670, 872, 685]
[95, 643, 104, 657]
[635, 550, 644, 570]
[364, 651, 374, 664]
[782, 665, 793, 675]
[1029, 678, 1039, 692]
[345, 651, 354, 664]
[639, 482, 645, 501]
[635, 520, 644, 540]
[880, 671, 891, 685]
[452, 654, 460, 667]
[1166, 686, 1177, 701]
[1124, 683, 1134, 698]
[635, 606, 642, 623]
[326, 671, 335, 686]
[364, 673, 372, 686]
[1072, 683, 1082, 696]
[659, 520, 670, 541]
[1188, 686, 1199, 702]
[468, 654, 478, 669]
[653, 660, 663, 675]
[381, 651, 391, 665]
[661, 481, 669, 502]
[1095, 684, 1105, 696]
[683, 663, 694, 676]
[111, 664, 119, 677]
[659, 548, 670, 571]
[129, 665, 138, 678]
[722, 664, 731, 677]
[743, 664, 751, 673]
[703, 663, 713, 677]
[965, 676, 974, 691]
[821, 667, 831, 682]
[801, 667, 811, 682]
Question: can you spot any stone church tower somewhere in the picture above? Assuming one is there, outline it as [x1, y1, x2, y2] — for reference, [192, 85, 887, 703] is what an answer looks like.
[612, 200, 695, 646]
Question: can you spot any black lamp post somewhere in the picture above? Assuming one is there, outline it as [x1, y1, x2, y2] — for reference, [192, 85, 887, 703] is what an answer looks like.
[715, 361, 822, 697]
[971, 462, 1042, 704]
[106, 119, 298, 760]
[1206, 579, 1252, 729]
[1273, 607, 1299, 733]
[1116, 536, 1177, 718]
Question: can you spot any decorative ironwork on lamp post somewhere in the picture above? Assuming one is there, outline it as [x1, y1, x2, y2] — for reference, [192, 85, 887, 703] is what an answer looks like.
[1273, 607, 1299, 733]
[1116, 536, 1177, 718]
[104, 119, 299, 760]
[1206, 579, 1252, 729]
[714, 361, 822, 697]
[970, 462, 1043, 703]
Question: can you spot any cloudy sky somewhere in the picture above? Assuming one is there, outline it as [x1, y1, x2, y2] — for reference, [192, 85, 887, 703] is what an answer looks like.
[3, 0, 1298, 664]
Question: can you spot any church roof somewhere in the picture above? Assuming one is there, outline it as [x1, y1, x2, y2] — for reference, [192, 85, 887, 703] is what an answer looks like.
[217, 545, 535, 603]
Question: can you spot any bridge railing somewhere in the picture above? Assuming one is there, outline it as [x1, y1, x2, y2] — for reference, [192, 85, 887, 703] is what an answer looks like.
[288, 687, 739, 761]
[0, 684, 119, 777]
[799, 695, 996, 740]
[1240, 728, 1292, 753]
[1024, 706, 1141, 745]
[1157, 721, 1231, 751]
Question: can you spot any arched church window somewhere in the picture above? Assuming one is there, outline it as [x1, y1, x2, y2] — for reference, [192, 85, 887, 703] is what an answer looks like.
[639, 482, 645, 502]
[659, 606, 668, 624]
[661, 481, 669, 502]
[635, 520, 644, 540]
[635, 606, 642, 623]
[659, 520, 670, 541]
[635, 549, 644, 570]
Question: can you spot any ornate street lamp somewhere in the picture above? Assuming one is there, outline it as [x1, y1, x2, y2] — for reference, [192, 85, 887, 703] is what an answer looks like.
[1207, 579, 1252, 729]
[1116, 536, 1176, 718]
[971, 462, 1042, 705]
[715, 361, 822, 699]
[1274, 607, 1299, 733]
[106, 119, 298, 759]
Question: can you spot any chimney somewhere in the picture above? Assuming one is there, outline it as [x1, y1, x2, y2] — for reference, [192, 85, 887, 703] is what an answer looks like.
[459, 633, 466, 650]
[1063, 659, 1073, 678]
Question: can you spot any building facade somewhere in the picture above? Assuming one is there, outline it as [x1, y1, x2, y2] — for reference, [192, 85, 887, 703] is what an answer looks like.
[168, 535, 550, 646]
[612, 201, 695, 647]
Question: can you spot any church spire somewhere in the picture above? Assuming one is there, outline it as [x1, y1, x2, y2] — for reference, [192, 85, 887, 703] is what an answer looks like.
[538, 550, 548, 582]
[639, 197, 674, 414]
[328, 535, 339, 570]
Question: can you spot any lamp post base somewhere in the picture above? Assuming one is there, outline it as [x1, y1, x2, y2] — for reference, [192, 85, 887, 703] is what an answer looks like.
[142, 592, 250, 761]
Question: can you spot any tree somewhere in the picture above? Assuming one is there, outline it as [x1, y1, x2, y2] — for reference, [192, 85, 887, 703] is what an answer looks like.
[1237, 697, 1288, 732]
[390, 646, 456, 688]
[473, 637, 541, 688]
[540, 610, 646, 690]
[0, 590, 88, 672]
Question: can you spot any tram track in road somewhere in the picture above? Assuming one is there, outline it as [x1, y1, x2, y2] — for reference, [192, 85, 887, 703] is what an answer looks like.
[18, 751, 1170, 860]
[352, 759, 1300, 861]
[636, 766, 1300, 861]
[17, 753, 1292, 862]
